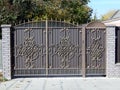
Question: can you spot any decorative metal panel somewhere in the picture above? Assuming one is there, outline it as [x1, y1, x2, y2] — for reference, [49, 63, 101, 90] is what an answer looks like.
[48, 27, 82, 75]
[86, 28, 106, 75]
[13, 21, 106, 77]
[13, 21, 82, 76]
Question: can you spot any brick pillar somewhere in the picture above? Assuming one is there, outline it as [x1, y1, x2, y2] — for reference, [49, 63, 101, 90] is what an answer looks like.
[1, 25, 11, 80]
[106, 26, 120, 77]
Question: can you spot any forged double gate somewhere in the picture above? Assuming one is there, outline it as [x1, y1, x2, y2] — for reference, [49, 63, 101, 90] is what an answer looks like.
[13, 20, 106, 77]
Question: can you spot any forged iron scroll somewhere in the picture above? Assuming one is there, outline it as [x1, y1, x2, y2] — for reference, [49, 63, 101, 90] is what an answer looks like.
[56, 28, 76, 68]
[13, 21, 106, 76]
[87, 30, 104, 69]
[16, 28, 41, 69]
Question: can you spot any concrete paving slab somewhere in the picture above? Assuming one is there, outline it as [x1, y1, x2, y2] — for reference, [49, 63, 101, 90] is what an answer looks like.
[0, 78, 120, 90]
[26, 78, 46, 90]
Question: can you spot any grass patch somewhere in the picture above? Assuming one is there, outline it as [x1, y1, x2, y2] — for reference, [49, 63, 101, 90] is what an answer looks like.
[0, 72, 3, 82]
[0, 72, 8, 82]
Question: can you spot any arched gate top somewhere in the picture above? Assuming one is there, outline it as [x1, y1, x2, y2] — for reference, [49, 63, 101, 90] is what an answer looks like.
[14, 20, 77, 28]
[86, 21, 106, 28]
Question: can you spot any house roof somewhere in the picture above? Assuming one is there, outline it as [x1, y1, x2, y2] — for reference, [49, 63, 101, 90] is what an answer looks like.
[103, 10, 120, 23]
[110, 10, 120, 19]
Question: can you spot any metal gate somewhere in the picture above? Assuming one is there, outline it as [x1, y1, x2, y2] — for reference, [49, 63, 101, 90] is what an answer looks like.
[85, 22, 106, 76]
[13, 20, 106, 77]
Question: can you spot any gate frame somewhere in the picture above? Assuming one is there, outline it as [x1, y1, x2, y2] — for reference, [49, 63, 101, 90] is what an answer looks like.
[13, 20, 83, 77]
[82, 27, 86, 77]
[86, 21, 106, 76]
[1, 21, 106, 80]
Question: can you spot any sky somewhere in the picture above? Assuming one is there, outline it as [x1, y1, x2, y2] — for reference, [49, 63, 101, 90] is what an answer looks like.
[88, 0, 120, 19]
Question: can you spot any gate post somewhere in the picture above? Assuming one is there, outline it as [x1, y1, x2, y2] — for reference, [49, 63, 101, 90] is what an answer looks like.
[1, 25, 11, 80]
[106, 26, 119, 77]
[46, 19, 49, 75]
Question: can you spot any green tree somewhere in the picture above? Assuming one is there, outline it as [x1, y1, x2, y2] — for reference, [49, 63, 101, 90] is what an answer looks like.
[0, 0, 21, 24]
[0, 0, 92, 25]
[39, 0, 92, 24]
[0, 0, 92, 38]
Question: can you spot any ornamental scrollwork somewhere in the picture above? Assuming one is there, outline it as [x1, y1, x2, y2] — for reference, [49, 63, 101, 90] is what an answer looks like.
[56, 34, 76, 68]
[16, 28, 41, 69]
[88, 30, 105, 69]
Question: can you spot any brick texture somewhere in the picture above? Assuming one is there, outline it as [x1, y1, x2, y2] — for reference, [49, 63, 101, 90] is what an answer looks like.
[106, 26, 120, 77]
[1, 25, 11, 80]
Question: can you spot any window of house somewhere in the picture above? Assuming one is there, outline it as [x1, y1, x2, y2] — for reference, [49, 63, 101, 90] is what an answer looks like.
[115, 27, 120, 63]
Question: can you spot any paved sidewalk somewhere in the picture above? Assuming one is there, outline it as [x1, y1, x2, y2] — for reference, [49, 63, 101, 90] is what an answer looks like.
[0, 78, 120, 90]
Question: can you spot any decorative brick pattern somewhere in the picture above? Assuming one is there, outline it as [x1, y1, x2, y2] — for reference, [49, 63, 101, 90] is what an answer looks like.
[1, 25, 11, 80]
[106, 26, 120, 77]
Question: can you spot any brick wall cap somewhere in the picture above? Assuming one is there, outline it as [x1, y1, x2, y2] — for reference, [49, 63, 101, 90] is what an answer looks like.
[1, 25, 11, 28]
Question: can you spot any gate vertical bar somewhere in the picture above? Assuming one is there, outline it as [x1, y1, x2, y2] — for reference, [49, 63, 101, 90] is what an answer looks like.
[82, 27, 86, 77]
[46, 19, 48, 75]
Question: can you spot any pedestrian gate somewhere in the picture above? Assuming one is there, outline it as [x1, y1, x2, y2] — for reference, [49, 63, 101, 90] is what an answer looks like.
[13, 20, 106, 77]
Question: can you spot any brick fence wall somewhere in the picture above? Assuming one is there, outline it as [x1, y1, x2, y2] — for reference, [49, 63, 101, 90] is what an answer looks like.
[1, 24, 120, 79]
[106, 26, 120, 77]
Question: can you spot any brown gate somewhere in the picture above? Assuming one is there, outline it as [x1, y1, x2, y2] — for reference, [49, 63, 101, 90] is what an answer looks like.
[13, 20, 106, 77]
[85, 22, 106, 76]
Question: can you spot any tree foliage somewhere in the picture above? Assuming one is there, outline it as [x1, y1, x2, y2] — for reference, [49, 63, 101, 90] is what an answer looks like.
[0, 0, 92, 25]
[101, 10, 116, 21]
